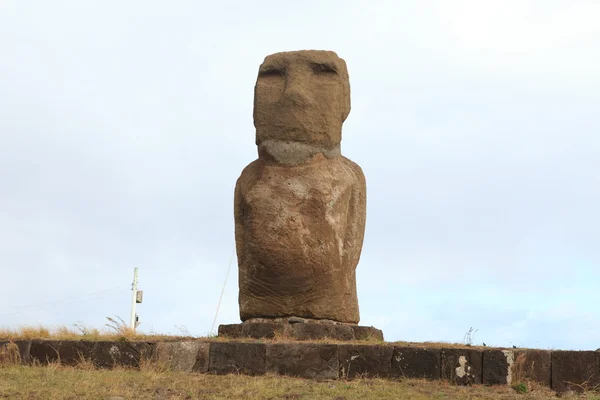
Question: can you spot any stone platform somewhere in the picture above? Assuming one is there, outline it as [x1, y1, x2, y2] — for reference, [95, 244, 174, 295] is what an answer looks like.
[218, 321, 383, 341]
[2, 339, 599, 393]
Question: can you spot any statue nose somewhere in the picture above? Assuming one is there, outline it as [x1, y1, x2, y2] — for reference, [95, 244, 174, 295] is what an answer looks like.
[283, 76, 312, 107]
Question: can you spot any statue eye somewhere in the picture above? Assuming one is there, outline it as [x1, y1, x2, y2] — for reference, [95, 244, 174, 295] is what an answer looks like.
[260, 67, 284, 77]
[311, 63, 337, 75]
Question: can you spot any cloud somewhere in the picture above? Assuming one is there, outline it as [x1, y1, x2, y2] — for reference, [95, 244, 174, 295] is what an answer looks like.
[0, 0, 598, 349]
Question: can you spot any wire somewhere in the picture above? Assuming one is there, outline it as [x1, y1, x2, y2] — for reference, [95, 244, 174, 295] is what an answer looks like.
[211, 247, 235, 334]
[0, 287, 123, 317]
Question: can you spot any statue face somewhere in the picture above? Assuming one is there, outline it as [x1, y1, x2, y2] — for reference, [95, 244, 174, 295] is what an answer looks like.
[253, 50, 351, 148]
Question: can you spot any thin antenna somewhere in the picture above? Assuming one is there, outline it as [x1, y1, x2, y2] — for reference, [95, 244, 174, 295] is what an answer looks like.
[211, 248, 235, 334]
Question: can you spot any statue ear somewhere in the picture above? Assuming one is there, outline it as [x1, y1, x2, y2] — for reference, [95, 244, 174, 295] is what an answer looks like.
[342, 83, 351, 122]
[339, 59, 351, 122]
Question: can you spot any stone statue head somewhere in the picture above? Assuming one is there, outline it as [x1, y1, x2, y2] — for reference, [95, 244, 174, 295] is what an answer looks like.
[253, 50, 351, 163]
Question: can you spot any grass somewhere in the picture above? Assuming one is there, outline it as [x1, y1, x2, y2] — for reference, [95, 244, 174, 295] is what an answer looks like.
[2, 364, 597, 400]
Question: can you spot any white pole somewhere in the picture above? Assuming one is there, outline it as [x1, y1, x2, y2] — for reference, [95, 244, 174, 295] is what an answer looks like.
[130, 267, 139, 331]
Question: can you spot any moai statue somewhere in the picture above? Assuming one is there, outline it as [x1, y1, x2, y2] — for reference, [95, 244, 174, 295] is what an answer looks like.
[234, 50, 366, 324]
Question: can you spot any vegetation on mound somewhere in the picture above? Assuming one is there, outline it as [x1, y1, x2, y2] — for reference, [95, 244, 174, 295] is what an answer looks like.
[1, 364, 596, 400]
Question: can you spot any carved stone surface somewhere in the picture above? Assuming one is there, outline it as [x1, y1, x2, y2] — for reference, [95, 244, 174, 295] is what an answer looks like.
[235, 50, 366, 324]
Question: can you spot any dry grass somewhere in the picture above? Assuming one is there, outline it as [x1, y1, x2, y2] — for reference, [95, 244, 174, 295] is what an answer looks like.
[1, 324, 480, 349]
[2, 363, 596, 400]
[0, 323, 551, 355]
[0, 318, 196, 342]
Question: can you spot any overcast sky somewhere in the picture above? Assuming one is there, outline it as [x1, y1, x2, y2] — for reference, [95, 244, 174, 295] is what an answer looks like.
[1, 0, 599, 350]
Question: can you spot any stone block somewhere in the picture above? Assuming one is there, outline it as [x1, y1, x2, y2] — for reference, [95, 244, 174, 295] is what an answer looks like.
[154, 341, 210, 372]
[92, 341, 154, 369]
[0, 340, 31, 365]
[209, 342, 266, 376]
[512, 350, 551, 387]
[217, 324, 243, 338]
[286, 323, 355, 341]
[483, 350, 514, 385]
[0, 340, 29, 365]
[391, 347, 441, 379]
[441, 348, 482, 385]
[552, 351, 600, 393]
[351, 326, 384, 341]
[266, 343, 338, 379]
[219, 323, 284, 339]
[338, 344, 393, 378]
[29, 340, 96, 366]
[193, 342, 211, 373]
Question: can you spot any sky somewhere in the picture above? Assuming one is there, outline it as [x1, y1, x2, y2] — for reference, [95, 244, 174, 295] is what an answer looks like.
[0, 0, 599, 350]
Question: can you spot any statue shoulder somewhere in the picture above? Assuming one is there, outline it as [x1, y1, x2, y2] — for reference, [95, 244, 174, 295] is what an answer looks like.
[340, 156, 366, 185]
[236, 159, 262, 193]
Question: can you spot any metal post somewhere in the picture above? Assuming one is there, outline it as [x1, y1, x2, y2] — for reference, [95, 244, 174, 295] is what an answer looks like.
[130, 267, 139, 331]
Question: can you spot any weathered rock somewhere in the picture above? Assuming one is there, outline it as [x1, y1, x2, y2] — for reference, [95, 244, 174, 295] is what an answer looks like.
[512, 350, 551, 387]
[154, 342, 210, 372]
[29, 340, 96, 366]
[286, 323, 355, 341]
[266, 344, 338, 379]
[351, 326, 384, 341]
[339, 344, 393, 378]
[482, 350, 514, 385]
[235, 50, 366, 324]
[552, 351, 600, 393]
[391, 347, 441, 379]
[209, 343, 266, 376]
[441, 348, 482, 385]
